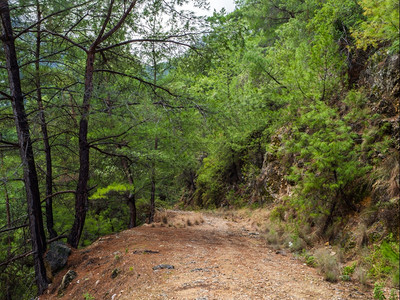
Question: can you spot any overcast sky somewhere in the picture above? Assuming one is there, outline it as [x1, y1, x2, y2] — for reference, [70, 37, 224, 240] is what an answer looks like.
[183, 0, 236, 16]
[208, 0, 236, 13]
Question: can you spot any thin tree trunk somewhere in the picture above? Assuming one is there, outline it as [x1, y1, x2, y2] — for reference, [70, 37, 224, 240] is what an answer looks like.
[0, 0, 48, 293]
[149, 137, 158, 223]
[65, 0, 137, 248]
[1, 140, 12, 300]
[35, 1, 57, 239]
[4, 184, 12, 300]
[121, 157, 136, 228]
[67, 50, 95, 248]
[128, 193, 137, 228]
[148, 43, 158, 224]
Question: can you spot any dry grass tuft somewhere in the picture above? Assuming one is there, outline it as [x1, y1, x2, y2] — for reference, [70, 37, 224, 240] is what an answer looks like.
[152, 210, 204, 228]
[354, 265, 368, 287]
[314, 248, 340, 282]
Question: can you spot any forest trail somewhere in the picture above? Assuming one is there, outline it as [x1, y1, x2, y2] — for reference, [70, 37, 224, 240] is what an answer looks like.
[40, 211, 372, 300]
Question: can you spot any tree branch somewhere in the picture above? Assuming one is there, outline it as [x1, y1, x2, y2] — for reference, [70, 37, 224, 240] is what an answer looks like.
[0, 250, 34, 268]
[93, 0, 115, 46]
[19, 44, 76, 68]
[0, 139, 19, 148]
[98, 0, 138, 44]
[14, 0, 95, 39]
[40, 190, 76, 203]
[0, 90, 11, 99]
[97, 38, 198, 53]
[42, 29, 88, 52]
[23, 82, 81, 98]
[90, 145, 133, 163]
[88, 126, 133, 145]
[94, 69, 180, 97]
[0, 234, 68, 268]
[0, 223, 28, 234]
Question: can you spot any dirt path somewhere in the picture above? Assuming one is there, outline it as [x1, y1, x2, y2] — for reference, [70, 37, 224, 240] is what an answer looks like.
[41, 211, 372, 299]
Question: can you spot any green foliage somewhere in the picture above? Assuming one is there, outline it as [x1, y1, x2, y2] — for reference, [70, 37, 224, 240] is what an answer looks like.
[194, 155, 229, 207]
[342, 262, 357, 276]
[286, 233, 307, 252]
[305, 254, 317, 267]
[367, 235, 400, 287]
[83, 292, 95, 300]
[340, 262, 357, 281]
[374, 282, 387, 300]
[90, 183, 133, 200]
[284, 100, 369, 222]
[353, 0, 400, 53]
[389, 289, 399, 300]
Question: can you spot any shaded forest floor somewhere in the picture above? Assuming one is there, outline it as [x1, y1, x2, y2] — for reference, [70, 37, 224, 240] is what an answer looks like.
[40, 211, 374, 299]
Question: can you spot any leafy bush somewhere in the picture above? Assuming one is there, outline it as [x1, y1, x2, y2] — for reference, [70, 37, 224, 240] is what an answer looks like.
[366, 235, 400, 287]
[301, 250, 317, 267]
[352, 0, 400, 53]
[284, 101, 369, 229]
[340, 262, 357, 281]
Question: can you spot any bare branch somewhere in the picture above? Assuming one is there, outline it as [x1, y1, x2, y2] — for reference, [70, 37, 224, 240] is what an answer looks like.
[90, 145, 133, 163]
[0, 223, 28, 234]
[97, 36, 202, 53]
[94, 69, 180, 97]
[98, 0, 138, 44]
[42, 29, 88, 52]
[40, 190, 76, 203]
[23, 82, 81, 98]
[65, 12, 90, 36]
[88, 126, 133, 145]
[0, 139, 19, 148]
[0, 250, 34, 268]
[19, 45, 76, 68]
[0, 234, 67, 268]
[48, 234, 68, 244]
[0, 90, 11, 99]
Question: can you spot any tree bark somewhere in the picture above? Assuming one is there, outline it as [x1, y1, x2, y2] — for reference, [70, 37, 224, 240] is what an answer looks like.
[35, 0, 57, 239]
[0, 0, 48, 293]
[67, 50, 95, 248]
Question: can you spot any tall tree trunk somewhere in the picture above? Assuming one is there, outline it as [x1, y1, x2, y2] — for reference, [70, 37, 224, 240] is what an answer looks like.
[121, 157, 136, 228]
[1, 140, 12, 300]
[35, 1, 57, 239]
[0, 0, 48, 293]
[5, 185, 12, 300]
[4, 184, 12, 300]
[67, 50, 95, 248]
[148, 43, 158, 224]
[149, 137, 158, 223]
[66, 0, 137, 247]
[127, 193, 137, 228]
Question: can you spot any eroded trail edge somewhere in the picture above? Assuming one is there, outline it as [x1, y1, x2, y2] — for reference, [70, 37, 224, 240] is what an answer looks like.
[41, 211, 372, 299]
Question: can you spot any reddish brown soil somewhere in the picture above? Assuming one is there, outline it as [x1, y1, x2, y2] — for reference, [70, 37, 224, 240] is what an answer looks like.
[40, 211, 372, 299]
